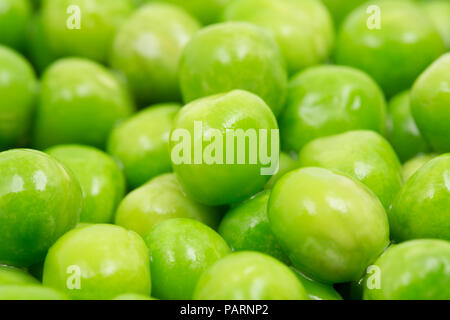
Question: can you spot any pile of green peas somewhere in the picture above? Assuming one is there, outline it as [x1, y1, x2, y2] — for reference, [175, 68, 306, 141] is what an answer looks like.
[0, 0, 449, 301]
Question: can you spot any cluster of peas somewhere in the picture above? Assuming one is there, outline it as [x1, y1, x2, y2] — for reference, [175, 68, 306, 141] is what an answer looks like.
[0, 0, 449, 301]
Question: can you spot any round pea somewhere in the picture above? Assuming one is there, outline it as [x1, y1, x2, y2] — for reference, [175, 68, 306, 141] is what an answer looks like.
[0, 265, 39, 285]
[0, 285, 69, 300]
[321, 0, 367, 26]
[0, 0, 32, 50]
[422, 0, 450, 50]
[291, 268, 343, 301]
[402, 153, 438, 182]
[264, 152, 298, 190]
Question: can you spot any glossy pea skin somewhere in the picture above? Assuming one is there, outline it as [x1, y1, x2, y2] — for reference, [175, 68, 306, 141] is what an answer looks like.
[335, 0, 445, 97]
[33, 58, 135, 150]
[298, 130, 403, 209]
[321, 0, 367, 26]
[411, 53, 450, 153]
[115, 173, 222, 237]
[0, 265, 39, 285]
[0, 285, 69, 300]
[218, 190, 290, 264]
[268, 167, 390, 284]
[179, 22, 287, 116]
[390, 154, 450, 242]
[193, 252, 308, 300]
[223, 0, 334, 75]
[145, 218, 231, 300]
[0, 149, 82, 267]
[422, 0, 450, 50]
[148, 0, 230, 25]
[402, 153, 438, 182]
[280, 65, 386, 153]
[363, 240, 450, 300]
[169, 90, 279, 206]
[41, 0, 134, 63]
[386, 91, 431, 162]
[0, 46, 37, 150]
[43, 224, 151, 300]
[291, 268, 343, 301]
[110, 3, 200, 106]
[0, 0, 31, 51]
[46, 145, 126, 223]
[264, 152, 298, 190]
[107, 104, 180, 189]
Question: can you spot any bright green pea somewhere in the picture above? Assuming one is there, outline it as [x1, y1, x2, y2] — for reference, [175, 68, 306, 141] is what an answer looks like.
[402, 153, 438, 182]
[169, 90, 279, 206]
[363, 240, 450, 300]
[224, 0, 334, 75]
[107, 104, 180, 189]
[335, 0, 445, 97]
[145, 218, 230, 300]
[218, 190, 290, 264]
[33, 58, 135, 150]
[46, 145, 126, 223]
[113, 293, 156, 300]
[390, 154, 450, 242]
[422, 0, 450, 50]
[179, 22, 287, 116]
[0, 149, 82, 267]
[0, 46, 37, 150]
[115, 173, 222, 237]
[280, 65, 386, 153]
[264, 152, 298, 190]
[109, 3, 200, 106]
[0, 265, 39, 285]
[43, 224, 151, 300]
[193, 252, 308, 300]
[411, 53, 450, 153]
[298, 130, 403, 209]
[0, 285, 69, 300]
[386, 91, 431, 162]
[268, 167, 390, 284]
[41, 0, 134, 63]
[0, 0, 32, 51]
[291, 268, 343, 301]
[321, 0, 367, 26]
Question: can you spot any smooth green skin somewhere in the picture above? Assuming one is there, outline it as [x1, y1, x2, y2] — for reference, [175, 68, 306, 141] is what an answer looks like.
[179, 22, 287, 116]
[0, 0, 31, 51]
[390, 154, 450, 242]
[115, 173, 222, 237]
[0, 46, 37, 150]
[0, 285, 69, 300]
[320, 0, 367, 26]
[147, 0, 230, 25]
[41, 0, 134, 63]
[145, 218, 231, 300]
[33, 58, 134, 150]
[0, 265, 39, 285]
[110, 4, 200, 106]
[364, 240, 450, 300]
[280, 65, 386, 153]
[411, 53, 450, 153]
[107, 104, 180, 189]
[43, 224, 151, 300]
[386, 91, 431, 162]
[113, 293, 155, 300]
[224, 0, 334, 75]
[298, 130, 403, 209]
[422, 1, 450, 50]
[193, 251, 308, 300]
[268, 167, 390, 284]
[264, 152, 298, 190]
[0, 149, 82, 267]
[335, 0, 445, 97]
[46, 145, 126, 223]
[218, 191, 290, 264]
[291, 268, 342, 301]
[170, 90, 279, 206]
[402, 153, 438, 182]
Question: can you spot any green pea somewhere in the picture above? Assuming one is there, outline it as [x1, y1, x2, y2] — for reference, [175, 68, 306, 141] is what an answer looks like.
[402, 153, 438, 182]
[0, 0, 32, 51]
[321, 0, 368, 26]
[268, 167, 390, 284]
[115, 173, 222, 237]
[43, 224, 151, 300]
[422, 0, 450, 50]
[145, 218, 230, 300]
[264, 152, 298, 190]
[0, 285, 69, 300]
[0, 149, 82, 267]
[291, 268, 343, 301]
[113, 293, 156, 300]
[0, 265, 39, 285]
[193, 252, 308, 300]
